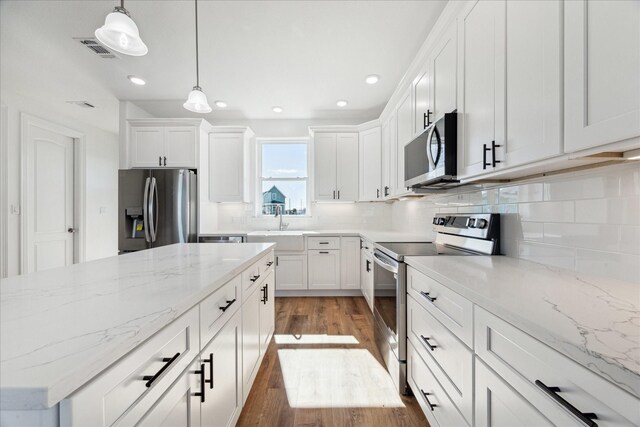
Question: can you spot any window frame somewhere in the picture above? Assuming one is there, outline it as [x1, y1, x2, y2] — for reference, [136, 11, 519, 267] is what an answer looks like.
[256, 137, 311, 217]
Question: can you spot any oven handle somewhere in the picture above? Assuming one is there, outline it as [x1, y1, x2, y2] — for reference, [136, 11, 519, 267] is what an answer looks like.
[374, 252, 399, 274]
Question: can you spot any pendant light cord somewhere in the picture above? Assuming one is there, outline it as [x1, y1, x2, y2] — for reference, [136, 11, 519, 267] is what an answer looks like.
[194, 0, 200, 87]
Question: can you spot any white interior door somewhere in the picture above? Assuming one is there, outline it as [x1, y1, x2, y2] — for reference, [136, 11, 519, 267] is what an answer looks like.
[24, 121, 74, 273]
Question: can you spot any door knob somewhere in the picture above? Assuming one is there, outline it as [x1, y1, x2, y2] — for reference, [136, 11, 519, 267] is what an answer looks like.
[67, 228, 76, 233]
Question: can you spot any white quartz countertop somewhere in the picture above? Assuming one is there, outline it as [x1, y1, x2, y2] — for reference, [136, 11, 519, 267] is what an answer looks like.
[404, 255, 640, 398]
[211, 229, 433, 243]
[0, 243, 275, 410]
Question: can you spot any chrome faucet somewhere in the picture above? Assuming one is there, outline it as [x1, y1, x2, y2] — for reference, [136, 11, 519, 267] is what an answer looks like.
[274, 205, 289, 231]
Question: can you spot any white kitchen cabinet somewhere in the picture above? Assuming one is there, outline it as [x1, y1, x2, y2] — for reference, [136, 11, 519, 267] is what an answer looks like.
[275, 254, 307, 290]
[135, 360, 202, 427]
[340, 237, 360, 289]
[241, 285, 261, 403]
[200, 310, 242, 427]
[475, 358, 552, 427]
[456, 0, 505, 179]
[428, 25, 457, 122]
[360, 242, 373, 311]
[564, 0, 640, 152]
[129, 125, 198, 169]
[502, 0, 562, 168]
[259, 270, 275, 354]
[308, 249, 340, 290]
[358, 127, 382, 201]
[414, 66, 430, 137]
[396, 87, 413, 194]
[208, 130, 251, 203]
[382, 113, 398, 198]
[313, 132, 358, 202]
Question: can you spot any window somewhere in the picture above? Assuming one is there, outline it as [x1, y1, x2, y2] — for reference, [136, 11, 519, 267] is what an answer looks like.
[258, 140, 309, 216]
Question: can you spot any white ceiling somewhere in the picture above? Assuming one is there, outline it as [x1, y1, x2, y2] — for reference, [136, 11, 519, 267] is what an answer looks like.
[1, 0, 447, 131]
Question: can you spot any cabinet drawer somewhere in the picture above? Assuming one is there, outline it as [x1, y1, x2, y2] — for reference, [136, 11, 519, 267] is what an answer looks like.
[308, 236, 340, 250]
[408, 340, 469, 427]
[475, 307, 640, 426]
[241, 259, 263, 301]
[408, 295, 473, 424]
[60, 307, 199, 427]
[200, 275, 241, 348]
[407, 266, 473, 347]
[259, 251, 275, 277]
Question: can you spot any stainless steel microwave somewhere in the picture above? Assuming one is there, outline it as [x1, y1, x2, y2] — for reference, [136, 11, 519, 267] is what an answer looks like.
[404, 112, 458, 188]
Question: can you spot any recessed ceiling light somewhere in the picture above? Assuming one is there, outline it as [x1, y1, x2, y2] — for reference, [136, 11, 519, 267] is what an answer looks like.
[365, 74, 380, 85]
[127, 75, 146, 86]
[215, 100, 227, 108]
[336, 100, 348, 107]
[272, 106, 283, 113]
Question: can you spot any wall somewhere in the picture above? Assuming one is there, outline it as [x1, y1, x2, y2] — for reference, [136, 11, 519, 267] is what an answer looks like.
[391, 163, 640, 283]
[1, 89, 119, 277]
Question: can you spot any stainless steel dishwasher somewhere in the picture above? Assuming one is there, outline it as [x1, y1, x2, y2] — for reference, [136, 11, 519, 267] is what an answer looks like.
[198, 235, 246, 243]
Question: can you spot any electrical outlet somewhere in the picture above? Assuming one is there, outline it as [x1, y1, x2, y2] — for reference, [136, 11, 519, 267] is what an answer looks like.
[99, 206, 107, 214]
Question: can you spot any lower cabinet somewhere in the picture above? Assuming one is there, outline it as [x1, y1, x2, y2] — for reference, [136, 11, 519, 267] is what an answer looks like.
[360, 243, 373, 311]
[340, 237, 361, 289]
[135, 360, 202, 427]
[275, 253, 307, 290]
[475, 359, 552, 427]
[259, 271, 275, 355]
[200, 310, 242, 427]
[308, 250, 340, 290]
[242, 284, 262, 404]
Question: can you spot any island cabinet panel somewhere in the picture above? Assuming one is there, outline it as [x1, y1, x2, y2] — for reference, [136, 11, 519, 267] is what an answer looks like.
[259, 270, 276, 355]
[241, 285, 262, 404]
[200, 275, 241, 348]
[475, 306, 640, 427]
[200, 309, 243, 427]
[59, 307, 200, 426]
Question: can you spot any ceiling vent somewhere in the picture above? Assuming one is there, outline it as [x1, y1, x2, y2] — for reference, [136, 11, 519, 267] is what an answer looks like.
[66, 101, 96, 109]
[73, 37, 118, 59]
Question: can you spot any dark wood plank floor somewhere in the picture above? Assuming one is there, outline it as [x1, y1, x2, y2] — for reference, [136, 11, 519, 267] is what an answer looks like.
[237, 297, 429, 427]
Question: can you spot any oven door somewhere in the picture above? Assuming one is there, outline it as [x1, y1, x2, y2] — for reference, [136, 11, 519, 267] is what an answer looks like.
[373, 250, 406, 359]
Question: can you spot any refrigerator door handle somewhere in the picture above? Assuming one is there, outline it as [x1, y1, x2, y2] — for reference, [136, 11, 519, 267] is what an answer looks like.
[182, 171, 190, 243]
[149, 177, 159, 242]
[143, 177, 152, 243]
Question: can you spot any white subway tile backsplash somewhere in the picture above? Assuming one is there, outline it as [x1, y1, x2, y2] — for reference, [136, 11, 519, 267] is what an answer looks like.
[619, 226, 640, 255]
[519, 201, 574, 223]
[575, 249, 640, 284]
[518, 241, 576, 270]
[574, 197, 640, 225]
[499, 183, 544, 204]
[521, 222, 544, 241]
[543, 223, 620, 252]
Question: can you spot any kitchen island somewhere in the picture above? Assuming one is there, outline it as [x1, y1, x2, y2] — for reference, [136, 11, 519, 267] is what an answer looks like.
[0, 243, 275, 426]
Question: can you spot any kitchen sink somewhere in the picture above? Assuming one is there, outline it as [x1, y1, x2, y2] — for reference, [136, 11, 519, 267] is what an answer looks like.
[246, 230, 316, 251]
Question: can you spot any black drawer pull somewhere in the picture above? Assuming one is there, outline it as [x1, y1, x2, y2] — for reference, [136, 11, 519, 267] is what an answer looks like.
[261, 285, 267, 304]
[319, 251, 330, 254]
[219, 299, 236, 312]
[419, 291, 437, 303]
[420, 335, 437, 351]
[250, 274, 260, 282]
[482, 143, 491, 170]
[319, 242, 329, 245]
[194, 363, 205, 403]
[420, 389, 437, 411]
[203, 353, 214, 389]
[143, 352, 180, 387]
[535, 380, 597, 427]
[266, 261, 273, 267]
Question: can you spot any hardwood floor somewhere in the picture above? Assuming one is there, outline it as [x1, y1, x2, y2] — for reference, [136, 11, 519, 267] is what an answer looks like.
[237, 297, 429, 427]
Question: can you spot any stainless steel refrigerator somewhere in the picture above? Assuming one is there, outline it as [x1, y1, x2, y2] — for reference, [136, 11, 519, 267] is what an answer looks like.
[118, 169, 197, 253]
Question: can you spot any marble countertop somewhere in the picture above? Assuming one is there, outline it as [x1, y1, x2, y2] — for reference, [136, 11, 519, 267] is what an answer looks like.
[210, 229, 433, 243]
[0, 243, 275, 410]
[405, 255, 640, 398]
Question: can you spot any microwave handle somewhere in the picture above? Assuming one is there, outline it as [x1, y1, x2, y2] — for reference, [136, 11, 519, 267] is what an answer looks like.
[425, 125, 437, 171]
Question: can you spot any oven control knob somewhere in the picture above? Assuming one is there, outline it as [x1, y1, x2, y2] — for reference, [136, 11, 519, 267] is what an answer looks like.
[466, 218, 476, 228]
[438, 217, 447, 225]
[432, 217, 439, 225]
[475, 218, 488, 229]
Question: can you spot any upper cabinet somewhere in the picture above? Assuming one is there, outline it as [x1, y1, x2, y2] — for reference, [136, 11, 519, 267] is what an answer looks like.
[564, 0, 640, 152]
[428, 26, 457, 123]
[129, 121, 201, 169]
[414, 66, 430, 137]
[313, 132, 358, 202]
[381, 113, 397, 198]
[208, 128, 253, 203]
[396, 87, 413, 194]
[359, 127, 382, 201]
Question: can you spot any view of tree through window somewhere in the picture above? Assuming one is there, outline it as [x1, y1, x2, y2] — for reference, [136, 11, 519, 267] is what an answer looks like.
[260, 143, 308, 215]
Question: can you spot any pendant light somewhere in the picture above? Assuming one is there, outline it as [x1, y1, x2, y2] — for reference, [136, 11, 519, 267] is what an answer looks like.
[183, 0, 212, 113]
[95, 0, 148, 56]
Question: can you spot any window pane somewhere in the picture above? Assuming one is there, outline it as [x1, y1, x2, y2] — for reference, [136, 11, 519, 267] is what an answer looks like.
[262, 180, 307, 215]
[262, 143, 307, 178]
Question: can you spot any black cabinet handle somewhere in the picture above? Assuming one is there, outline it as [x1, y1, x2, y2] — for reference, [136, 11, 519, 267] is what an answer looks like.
[143, 352, 181, 387]
[384, 186, 390, 197]
[250, 274, 260, 282]
[203, 353, 213, 389]
[163, 156, 167, 166]
[366, 260, 371, 272]
[266, 261, 273, 267]
[266, 283, 269, 302]
[419, 291, 437, 303]
[333, 190, 336, 199]
[219, 299, 236, 312]
[275, 256, 279, 266]
[319, 242, 329, 245]
[261, 285, 267, 304]
[420, 335, 437, 351]
[337, 190, 340, 199]
[424, 110, 432, 129]
[158, 156, 162, 167]
[491, 140, 502, 168]
[319, 251, 329, 254]
[194, 363, 205, 403]
[483, 143, 491, 170]
[377, 188, 380, 198]
[420, 389, 437, 411]
[535, 380, 597, 427]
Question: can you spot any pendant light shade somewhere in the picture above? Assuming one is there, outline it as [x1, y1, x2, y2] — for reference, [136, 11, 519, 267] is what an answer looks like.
[183, 0, 211, 114]
[95, 3, 148, 56]
[183, 86, 212, 113]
